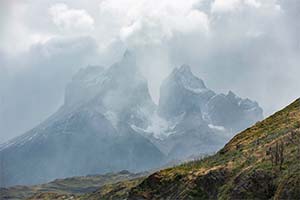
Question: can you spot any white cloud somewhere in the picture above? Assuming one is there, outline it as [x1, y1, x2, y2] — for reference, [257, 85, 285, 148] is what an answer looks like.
[211, 0, 241, 13]
[245, 0, 261, 8]
[208, 124, 226, 132]
[99, 0, 209, 47]
[211, 0, 281, 13]
[49, 3, 95, 32]
[0, 36, 98, 142]
[1, 0, 300, 142]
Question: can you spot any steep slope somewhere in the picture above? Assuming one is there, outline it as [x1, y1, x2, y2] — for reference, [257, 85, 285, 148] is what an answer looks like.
[129, 98, 300, 199]
[0, 52, 164, 187]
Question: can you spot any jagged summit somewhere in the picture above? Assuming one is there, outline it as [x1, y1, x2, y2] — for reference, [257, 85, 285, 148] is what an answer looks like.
[109, 50, 138, 76]
[170, 65, 207, 92]
[178, 64, 192, 73]
[64, 50, 151, 112]
[159, 64, 263, 132]
[153, 64, 263, 160]
[227, 90, 236, 98]
[123, 49, 136, 62]
[158, 65, 213, 119]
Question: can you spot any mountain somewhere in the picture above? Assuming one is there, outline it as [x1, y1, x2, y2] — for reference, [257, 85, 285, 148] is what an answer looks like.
[158, 65, 262, 133]
[0, 52, 164, 187]
[138, 65, 263, 160]
[0, 52, 263, 187]
[206, 91, 263, 132]
[128, 98, 300, 199]
[158, 65, 215, 119]
[2, 99, 298, 199]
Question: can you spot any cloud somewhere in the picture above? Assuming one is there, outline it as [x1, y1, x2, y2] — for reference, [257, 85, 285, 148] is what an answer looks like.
[211, 0, 241, 13]
[0, 0, 300, 142]
[211, 0, 281, 13]
[49, 3, 95, 32]
[245, 0, 261, 8]
[0, 36, 98, 142]
[99, 0, 209, 48]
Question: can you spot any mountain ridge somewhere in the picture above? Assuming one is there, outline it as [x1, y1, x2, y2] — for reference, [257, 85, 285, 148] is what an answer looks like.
[0, 52, 263, 187]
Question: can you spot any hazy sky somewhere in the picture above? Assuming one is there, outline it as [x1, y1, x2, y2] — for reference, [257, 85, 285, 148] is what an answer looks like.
[0, 0, 299, 142]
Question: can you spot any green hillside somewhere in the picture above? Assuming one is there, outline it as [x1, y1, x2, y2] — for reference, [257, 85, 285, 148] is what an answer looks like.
[128, 99, 300, 199]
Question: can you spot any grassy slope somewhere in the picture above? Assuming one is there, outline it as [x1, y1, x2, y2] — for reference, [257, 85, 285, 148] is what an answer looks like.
[129, 99, 300, 199]
[78, 177, 144, 200]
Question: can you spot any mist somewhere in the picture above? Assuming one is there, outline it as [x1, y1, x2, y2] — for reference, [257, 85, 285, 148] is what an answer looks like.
[1, 0, 300, 143]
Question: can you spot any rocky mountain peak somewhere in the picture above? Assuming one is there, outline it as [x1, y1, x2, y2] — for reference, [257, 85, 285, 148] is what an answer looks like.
[178, 64, 192, 74]
[111, 50, 138, 75]
[123, 49, 136, 61]
[227, 90, 236, 98]
[171, 65, 207, 91]
[64, 50, 148, 110]
[158, 65, 212, 119]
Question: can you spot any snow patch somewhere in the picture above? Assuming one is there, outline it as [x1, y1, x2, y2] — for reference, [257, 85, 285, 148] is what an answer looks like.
[208, 124, 226, 132]
[185, 86, 208, 94]
[131, 111, 185, 140]
[104, 111, 118, 128]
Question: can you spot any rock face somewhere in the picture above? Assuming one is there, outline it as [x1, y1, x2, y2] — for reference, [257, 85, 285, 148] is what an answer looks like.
[206, 91, 263, 132]
[158, 65, 212, 119]
[0, 53, 263, 187]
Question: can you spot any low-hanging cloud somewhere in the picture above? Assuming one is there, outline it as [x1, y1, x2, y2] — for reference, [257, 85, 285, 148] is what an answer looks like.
[0, 0, 300, 142]
[0, 36, 98, 142]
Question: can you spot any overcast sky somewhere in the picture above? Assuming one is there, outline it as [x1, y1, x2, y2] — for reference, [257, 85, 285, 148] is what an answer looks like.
[0, 0, 299, 142]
